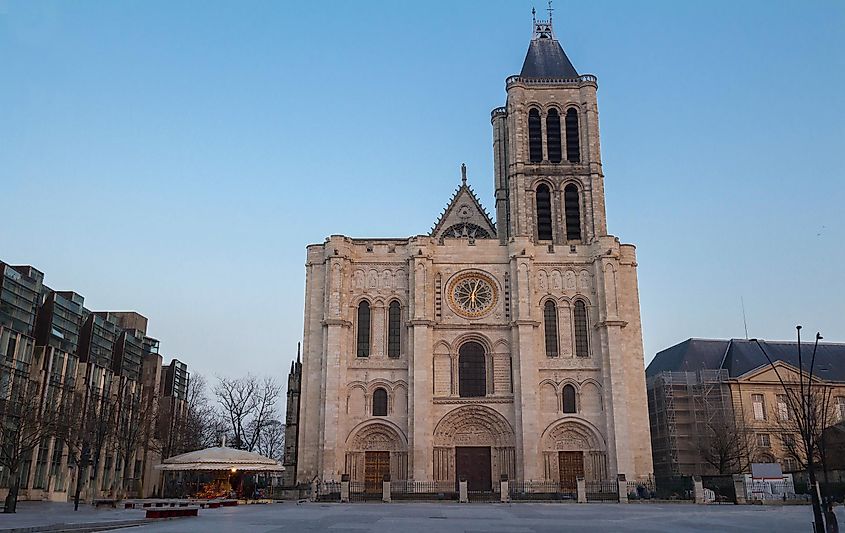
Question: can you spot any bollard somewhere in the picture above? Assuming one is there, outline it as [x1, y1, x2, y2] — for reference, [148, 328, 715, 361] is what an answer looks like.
[693, 476, 705, 504]
[382, 474, 391, 503]
[617, 474, 628, 503]
[459, 479, 468, 503]
[340, 474, 350, 503]
[732, 474, 746, 504]
[310, 479, 318, 502]
[500, 474, 510, 503]
[577, 477, 586, 503]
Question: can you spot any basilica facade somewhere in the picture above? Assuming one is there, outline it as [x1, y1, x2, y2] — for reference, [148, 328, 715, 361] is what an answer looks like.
[295, 18, 653, 490]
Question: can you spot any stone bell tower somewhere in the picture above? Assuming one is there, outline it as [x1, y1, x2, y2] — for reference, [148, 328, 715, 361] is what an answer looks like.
[492, 10, 608, 246]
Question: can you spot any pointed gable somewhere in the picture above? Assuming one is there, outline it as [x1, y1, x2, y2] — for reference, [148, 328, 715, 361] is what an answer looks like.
[430, 166, 496, 243]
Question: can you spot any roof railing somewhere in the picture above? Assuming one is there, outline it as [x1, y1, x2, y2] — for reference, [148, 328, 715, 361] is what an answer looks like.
[506, 74, 597, 88]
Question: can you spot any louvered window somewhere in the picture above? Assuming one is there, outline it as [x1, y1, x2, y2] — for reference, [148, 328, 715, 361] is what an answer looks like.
[356, 301, 371, 357]
[387, 301, 401, 358]
[543, 300, 559, 357]
[458, 341, 486, 397]
[565, 108, 580, 162]
[546, 109, 562, 163]
[564, 184, 582, 241]
[574, 300, 589, 358]
[372, 388, 388, 416]
[528, 108, 543, 163]
[563, 385, 577, 413]
[536, 184, 553, 241]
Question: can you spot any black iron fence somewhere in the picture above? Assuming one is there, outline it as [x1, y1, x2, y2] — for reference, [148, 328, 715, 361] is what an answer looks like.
[391, 481, 456, 501]
[701, 475, 736, 504]
[626, 476, 693, 500]
[509, 480, 576, 501]
[316, 481, 341, 502]
[586, 480, 619, 502]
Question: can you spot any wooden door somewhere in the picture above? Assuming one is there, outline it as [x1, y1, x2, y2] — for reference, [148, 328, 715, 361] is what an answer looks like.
[455, 446, 492, 491]
[558, 451, 584, 491]
[364, 451, 390, 493]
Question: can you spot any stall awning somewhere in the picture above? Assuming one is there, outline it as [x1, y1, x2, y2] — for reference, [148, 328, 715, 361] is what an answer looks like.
[155, 446, 284, 472]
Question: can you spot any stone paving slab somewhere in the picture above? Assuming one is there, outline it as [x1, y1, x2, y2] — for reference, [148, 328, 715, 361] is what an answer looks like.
[95, 501, 845, 533]
[0, 502, 147, 532]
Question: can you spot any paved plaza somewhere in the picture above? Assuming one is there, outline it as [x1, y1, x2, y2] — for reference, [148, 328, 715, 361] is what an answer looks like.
[3, 501, 844, 533]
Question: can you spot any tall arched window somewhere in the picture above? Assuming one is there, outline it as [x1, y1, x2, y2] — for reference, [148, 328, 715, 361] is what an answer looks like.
[372, 387, 388, 416]
[546, 109, 562, 163]
[543, 300, 559, 357]
[565, 108, 580, 163]
[564, 184, 582, 241]
[356, 301, 371, 357]
[563, 384, 577, 413]
[387, 301, 401, 358]
[528, 108, 543, 163]
[458, 341, 486, 397]
[536, 184, 553, 241]
[574, 300, 589, 358]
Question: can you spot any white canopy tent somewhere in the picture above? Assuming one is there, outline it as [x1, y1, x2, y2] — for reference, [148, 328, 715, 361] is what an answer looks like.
[155, 446, 284, 472]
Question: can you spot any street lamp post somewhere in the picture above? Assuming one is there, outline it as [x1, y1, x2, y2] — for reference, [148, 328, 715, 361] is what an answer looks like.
[751, 326, 826, 533]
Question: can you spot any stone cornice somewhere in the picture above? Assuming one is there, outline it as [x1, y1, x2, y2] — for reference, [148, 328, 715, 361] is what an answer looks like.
[408, 319, 435, 326]
[433, 396, 514, 404]
[322, 319, 352, 327]
[595, 320, 627, 329]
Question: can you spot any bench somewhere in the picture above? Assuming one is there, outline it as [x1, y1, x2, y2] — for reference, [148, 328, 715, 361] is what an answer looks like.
[146, 506, 199, 519]
[94, 499, 119, 509]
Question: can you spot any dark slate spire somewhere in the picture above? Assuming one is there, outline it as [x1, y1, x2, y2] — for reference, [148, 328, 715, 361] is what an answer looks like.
[519, 7, 578, 79]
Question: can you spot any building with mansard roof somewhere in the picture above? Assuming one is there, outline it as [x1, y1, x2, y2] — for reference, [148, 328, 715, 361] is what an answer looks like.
[294, 17, 653, 490]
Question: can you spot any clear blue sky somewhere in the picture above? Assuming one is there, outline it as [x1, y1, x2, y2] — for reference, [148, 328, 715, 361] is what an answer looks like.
[1, 1, 843, 389]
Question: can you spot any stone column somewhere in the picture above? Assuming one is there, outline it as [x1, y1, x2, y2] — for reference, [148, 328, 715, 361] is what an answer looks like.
[617, 474, 628, 503]
[410, 253, 434, 480]
[577, 477, 586, 503]
[511, 250, 541, 480]
[459, 480, 468, 503]
[340, 474, 349, 503]
[382, 479, 391, 503]
[693, 476, 705, 504]
[321, 256, 350, 481]
[500, 475, 510, 503]
[733, 475, 747, 504]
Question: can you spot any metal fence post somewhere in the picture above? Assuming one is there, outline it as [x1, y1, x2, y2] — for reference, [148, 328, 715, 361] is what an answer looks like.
[340, 474, 350, 503]
[577, 477, 586, 503]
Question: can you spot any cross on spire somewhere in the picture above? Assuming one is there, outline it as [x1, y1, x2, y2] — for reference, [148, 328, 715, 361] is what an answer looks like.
[547, 0, 554, 23]
[461, 163, 467, 185]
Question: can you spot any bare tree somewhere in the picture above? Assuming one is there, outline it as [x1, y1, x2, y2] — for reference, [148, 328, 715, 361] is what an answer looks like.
[777, 383, 838, 485]
[753, 330, 830, 533]
[698, 410, 756, 475]
[213, 375, 281, 452]
[256, 416, 285, 461]
[111, 379, 158, 498]
[177, 374, 220, 452]
[0, 373, 66, 513]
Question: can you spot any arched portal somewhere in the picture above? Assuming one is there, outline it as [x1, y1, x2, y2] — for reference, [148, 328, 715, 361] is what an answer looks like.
[432, 406, 516, 490]
[345, 421, 408, 487]
[540, 419, 608, 488]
